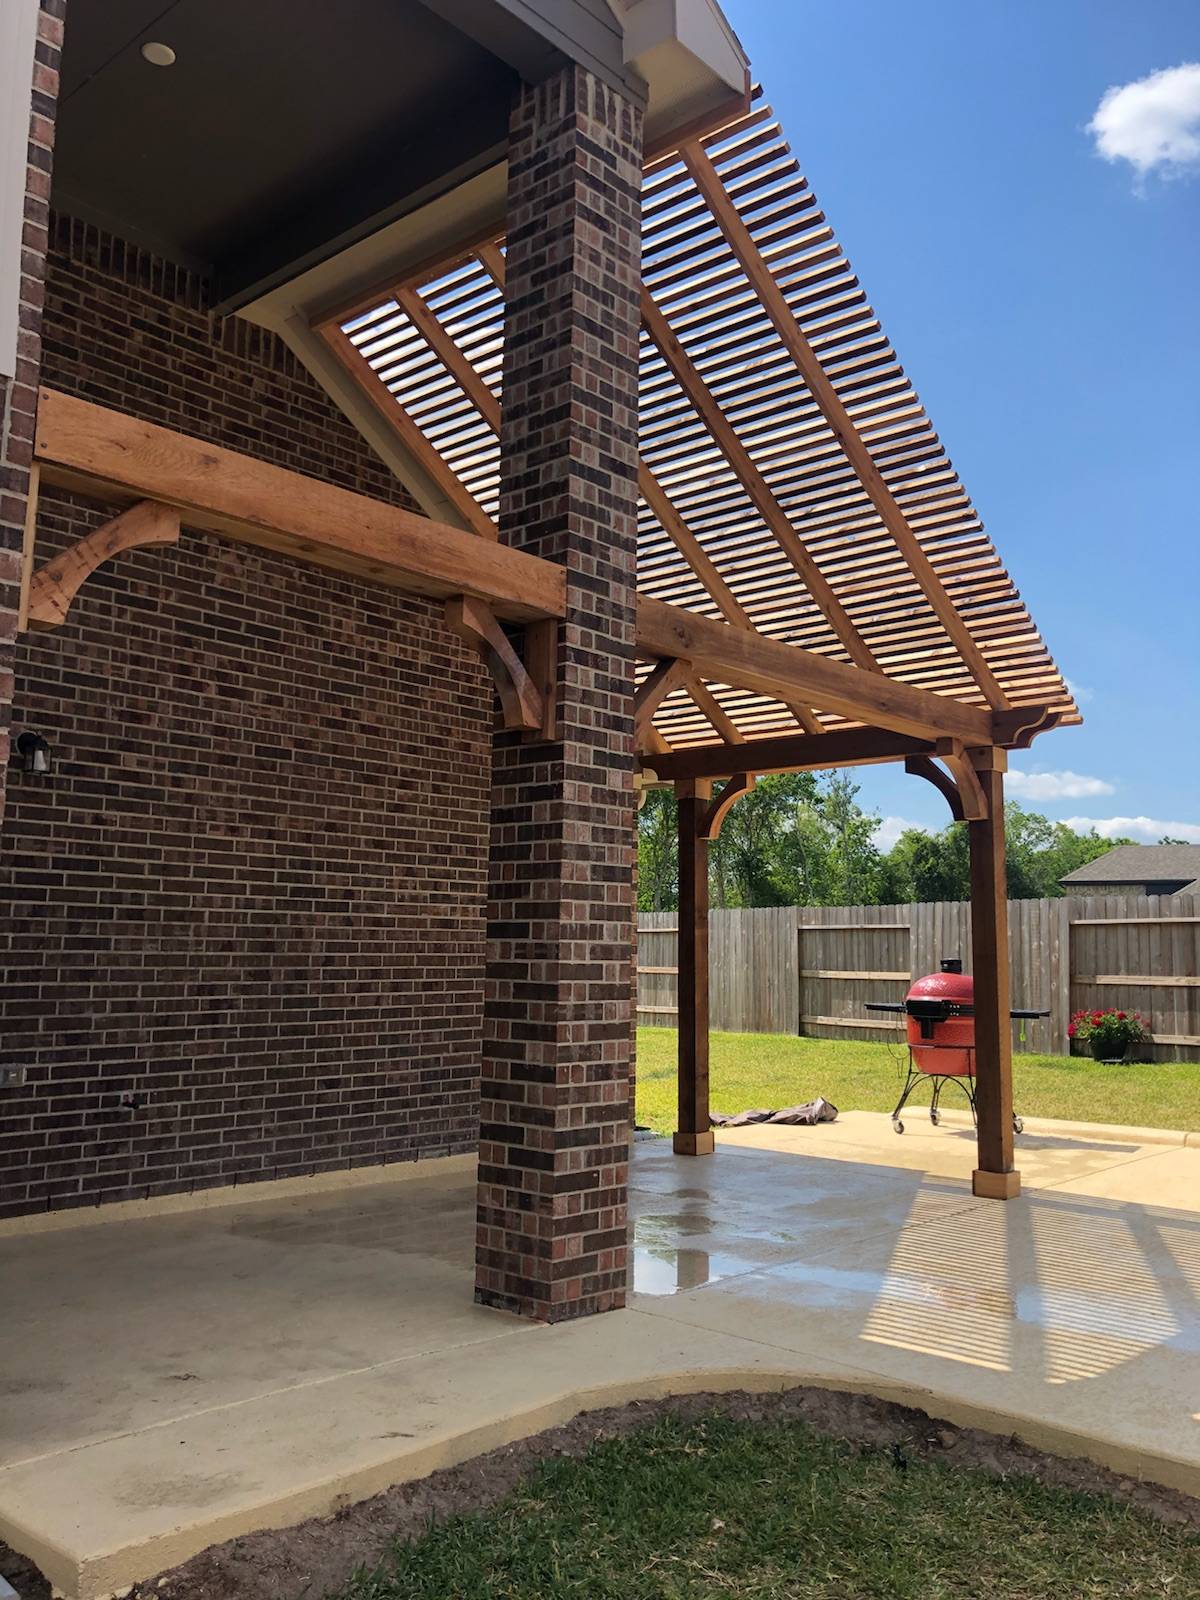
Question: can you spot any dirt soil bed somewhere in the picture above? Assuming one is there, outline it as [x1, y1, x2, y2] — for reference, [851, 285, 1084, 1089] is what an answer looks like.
[3, 1385, 1198, 1600]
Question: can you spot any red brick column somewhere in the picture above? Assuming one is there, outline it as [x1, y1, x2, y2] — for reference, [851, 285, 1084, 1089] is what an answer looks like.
[0, 0, 62, 825]
[475, 65, 643, 1322]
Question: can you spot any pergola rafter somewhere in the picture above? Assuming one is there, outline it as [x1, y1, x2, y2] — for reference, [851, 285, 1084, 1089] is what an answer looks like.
[312, 91, 1076, 764]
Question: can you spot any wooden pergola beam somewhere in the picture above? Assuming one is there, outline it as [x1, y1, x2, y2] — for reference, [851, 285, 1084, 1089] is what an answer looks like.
[396, 284, 502, 433]
[650, 726, 936, 781]
[33, 388, 563, 624]
[684, 676, 746, 746]
[638, 595, 994, 744]
[680, 139, 1010, 712]
[32, 390, 1043, 762]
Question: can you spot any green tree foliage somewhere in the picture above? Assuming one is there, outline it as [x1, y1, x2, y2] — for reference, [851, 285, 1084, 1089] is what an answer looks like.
[637, 771, 1129, 909]
[636, 786, 678, 911]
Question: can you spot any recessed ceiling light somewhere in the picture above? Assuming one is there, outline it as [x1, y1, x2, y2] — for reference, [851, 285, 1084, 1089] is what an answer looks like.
[141, 41, 176, 67]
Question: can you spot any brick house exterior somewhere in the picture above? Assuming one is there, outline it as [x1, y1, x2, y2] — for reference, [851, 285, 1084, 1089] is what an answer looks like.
[0, 219, 495, 1219]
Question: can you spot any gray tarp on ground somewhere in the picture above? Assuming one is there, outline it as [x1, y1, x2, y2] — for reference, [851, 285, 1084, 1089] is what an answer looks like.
[709, 1098, 838, 1128]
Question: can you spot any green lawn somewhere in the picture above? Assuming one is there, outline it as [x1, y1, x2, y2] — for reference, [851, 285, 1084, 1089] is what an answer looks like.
[636, 1027, 1200, 1134]
[341, 1412, 1198, 1599]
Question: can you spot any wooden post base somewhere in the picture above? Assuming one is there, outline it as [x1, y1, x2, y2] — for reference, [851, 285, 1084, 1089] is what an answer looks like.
[972, 1168, 1021, 1200]
[673, 1130, 716, 1156]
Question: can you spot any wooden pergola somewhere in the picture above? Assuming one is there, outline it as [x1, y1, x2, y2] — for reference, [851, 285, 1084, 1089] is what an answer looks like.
[22, 92, 1077, 1201]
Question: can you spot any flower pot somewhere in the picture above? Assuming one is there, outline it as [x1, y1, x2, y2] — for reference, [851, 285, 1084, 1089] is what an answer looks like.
[1091, 1037, 1128, 1064]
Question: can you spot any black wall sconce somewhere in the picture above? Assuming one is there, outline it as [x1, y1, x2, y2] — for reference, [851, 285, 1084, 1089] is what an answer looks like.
[15, 731, 52, 775]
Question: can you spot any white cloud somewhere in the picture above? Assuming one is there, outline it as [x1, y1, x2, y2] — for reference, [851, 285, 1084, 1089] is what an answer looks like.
[1065, 678, 1094, 706]
[1006, 769, 1115, 802]
[1087, 62, 1200, 180]
[874, 815, 928, 850]
[1062, 815, 1200, 844]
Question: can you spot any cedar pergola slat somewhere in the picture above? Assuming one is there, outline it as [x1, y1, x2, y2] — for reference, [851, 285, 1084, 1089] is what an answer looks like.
[310, 92, 1076, 760]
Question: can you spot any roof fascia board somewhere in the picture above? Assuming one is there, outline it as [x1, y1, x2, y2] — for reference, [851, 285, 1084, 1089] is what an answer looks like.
[617, 0, 746, 87]
[416, 0, 647, 102]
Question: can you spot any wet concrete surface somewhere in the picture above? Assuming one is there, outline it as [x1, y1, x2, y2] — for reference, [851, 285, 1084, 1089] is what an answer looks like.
[1, 1116, 1197, 1597]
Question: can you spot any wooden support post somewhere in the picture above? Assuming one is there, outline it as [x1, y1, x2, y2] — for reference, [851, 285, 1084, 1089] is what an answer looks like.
[674, 779, 714, 1156]
[968, 749, 1020, 1199]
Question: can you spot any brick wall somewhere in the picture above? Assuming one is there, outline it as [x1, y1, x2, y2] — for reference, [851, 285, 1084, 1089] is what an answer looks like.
[0, 218, 493, 1220]
[474, 66, 642, 1321]
[0, 0, 62, 830]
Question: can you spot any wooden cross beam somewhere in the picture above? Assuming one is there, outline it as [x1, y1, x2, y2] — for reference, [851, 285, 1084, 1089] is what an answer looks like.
[637, 596, 994, 744]
[32, 388, 561, 624]
[650, 726, 938, 781]
[31, 390, 1048, 754]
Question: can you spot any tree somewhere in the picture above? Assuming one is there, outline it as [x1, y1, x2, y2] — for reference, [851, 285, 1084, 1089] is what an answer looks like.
[636, 786, 678, 911]
[637, 773, 1129, 910]
[709, 772, 820, 907]
[880, 822, 970, 902]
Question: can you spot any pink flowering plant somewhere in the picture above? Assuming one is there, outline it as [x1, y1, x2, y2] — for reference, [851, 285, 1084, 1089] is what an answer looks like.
[1068, 1007, 1148, 1060]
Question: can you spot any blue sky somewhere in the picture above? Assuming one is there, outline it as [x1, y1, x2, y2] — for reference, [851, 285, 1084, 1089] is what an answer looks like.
[724, 0, 1200, 845]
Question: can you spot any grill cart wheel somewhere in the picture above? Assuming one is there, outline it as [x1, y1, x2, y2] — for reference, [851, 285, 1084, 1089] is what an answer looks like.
[892, 1118, 904, 1135]
[930, 1108, 940, 1125]
[1013, 1115, 1024, 1134]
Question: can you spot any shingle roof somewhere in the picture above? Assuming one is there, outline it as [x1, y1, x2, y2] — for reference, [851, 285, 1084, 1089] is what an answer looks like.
[1060, 844, 1200, 886]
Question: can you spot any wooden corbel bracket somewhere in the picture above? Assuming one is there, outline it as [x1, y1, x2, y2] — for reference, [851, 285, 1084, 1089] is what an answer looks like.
[992, 704, 1059, 750]
[904, 753, 966, 821]
[25, 500, 181, 629]
[676, 772, 758, 841]
[904, 739, 992, 823]
[444, 594, 554, 738]
[700, 772, 756, 839]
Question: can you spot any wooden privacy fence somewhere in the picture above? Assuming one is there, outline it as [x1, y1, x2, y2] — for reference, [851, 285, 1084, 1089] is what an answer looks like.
[638, 894, 1200, 1061]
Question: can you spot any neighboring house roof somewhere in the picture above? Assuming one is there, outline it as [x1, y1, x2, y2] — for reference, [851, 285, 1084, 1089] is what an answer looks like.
[1060, 844, 1200, 887]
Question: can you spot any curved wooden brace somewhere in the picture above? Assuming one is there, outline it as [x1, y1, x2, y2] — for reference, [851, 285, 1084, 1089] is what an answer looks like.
[937, 741, 989, 822]
[904, 754, 965, 822]
[26, 500, 181, 629]
[444, 594, 547, 735]
[701, 772, 756, 840]
[905, 743, 990, 823]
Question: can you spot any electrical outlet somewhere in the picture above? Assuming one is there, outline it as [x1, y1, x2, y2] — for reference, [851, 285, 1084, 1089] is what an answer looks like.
[0, 1065, 28, 1088]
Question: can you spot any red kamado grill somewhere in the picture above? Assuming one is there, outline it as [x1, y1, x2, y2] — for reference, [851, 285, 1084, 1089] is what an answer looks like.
[865, 959, 1047, 1135]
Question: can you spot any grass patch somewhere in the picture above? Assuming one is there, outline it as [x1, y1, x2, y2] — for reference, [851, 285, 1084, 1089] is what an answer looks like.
[636, 1027, 1200, 1135]
[343, 1412, 1199, 1599]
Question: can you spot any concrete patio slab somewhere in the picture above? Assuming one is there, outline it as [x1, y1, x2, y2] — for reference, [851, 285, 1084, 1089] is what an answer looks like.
[2, 1120, 1197, 1599]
